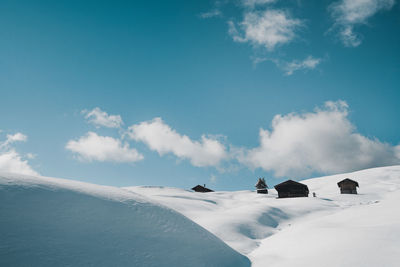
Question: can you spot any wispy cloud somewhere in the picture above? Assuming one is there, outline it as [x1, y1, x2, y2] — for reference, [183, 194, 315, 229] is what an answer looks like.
[228, 9, 303, 51]
[238, 100, 400, 177]
[251, 56, 269, 66]
[0, 132, 27, 149]
[252, 55, 322, 75]
[127, 117, 228, 167]
[82, 107, 123, 128]
[0, 132, 38, 175]
[199, 9, 222, 19]
[282, 56, 322, 75]
[199, 0, 226, 19]
[66, 132, 143, 163]
[329, 0, 395, 47]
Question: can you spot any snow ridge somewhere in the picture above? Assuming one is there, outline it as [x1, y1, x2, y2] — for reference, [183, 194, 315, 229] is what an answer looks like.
[0, 172, 250, 267]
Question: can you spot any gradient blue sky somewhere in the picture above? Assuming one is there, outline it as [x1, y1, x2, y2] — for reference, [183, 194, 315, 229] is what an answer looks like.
[0, 0, 399, 190]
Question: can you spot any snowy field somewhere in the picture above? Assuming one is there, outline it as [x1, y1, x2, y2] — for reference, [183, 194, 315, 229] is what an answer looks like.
[126, 166, 400, 267]
[1, 166, 399, 266]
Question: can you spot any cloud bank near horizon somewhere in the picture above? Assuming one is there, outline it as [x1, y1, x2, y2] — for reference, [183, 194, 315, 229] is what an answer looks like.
[0, 133, 38, 176]
[238, 101, 400, 177]
[66, 103, 400, 178]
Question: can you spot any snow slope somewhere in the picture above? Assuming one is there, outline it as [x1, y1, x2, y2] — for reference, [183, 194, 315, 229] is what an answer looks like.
[126, 165, 400, 267]
[0, 173, 250, 267]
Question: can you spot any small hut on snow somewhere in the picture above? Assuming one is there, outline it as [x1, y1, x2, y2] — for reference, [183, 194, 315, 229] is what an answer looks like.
[255, 178, 268, 194]
[337, 178, 359, 194]
[191, 184, 214, 193]
[274, 180, 309, 198]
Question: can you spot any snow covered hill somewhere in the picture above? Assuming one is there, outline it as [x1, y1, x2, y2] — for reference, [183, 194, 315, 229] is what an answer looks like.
[0, 173, 250, 267]
[126, 165, 400, 267]
[1, 166, 399, 267]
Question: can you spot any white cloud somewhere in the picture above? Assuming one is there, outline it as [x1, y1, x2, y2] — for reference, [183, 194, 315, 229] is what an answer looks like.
[282, 56, 322, 75]
[26, 153, 36, 159]
[338, 26, 362, 47]
[127, 117, 228, 167]
[251, 56, 269, 66]
[238, 101, 400, 178]
[329, 0, 395, 47]
[199, 9, 222, 19]
[252, 56, 322, 75]
[6, 132, 27, 143]
[0, 132, 28, 149]
[82, 107, 123, 128]
[199, 1, 226, 19]
[66, 132, 143, 163]
[0, 132, 38, 175]
[0, 149, 39, 176]
[229, 9, 303, 51]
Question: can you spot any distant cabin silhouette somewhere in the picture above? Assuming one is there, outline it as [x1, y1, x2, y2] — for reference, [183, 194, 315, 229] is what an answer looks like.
[274, 180, 309, 198]
[337, 178, 359, 194]
[191, 184, 214, 193]
[255, 178, 268, 194]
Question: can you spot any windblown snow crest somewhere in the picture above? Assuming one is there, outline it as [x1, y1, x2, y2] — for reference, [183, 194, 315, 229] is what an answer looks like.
[0, 173, 250, 267]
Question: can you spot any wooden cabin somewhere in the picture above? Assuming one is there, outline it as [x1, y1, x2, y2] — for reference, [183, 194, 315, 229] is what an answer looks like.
[337, 178, 359, 194]
[255, 178, 268, 194]
[191, 184, 214, 193]
[274, 180, 309, 198]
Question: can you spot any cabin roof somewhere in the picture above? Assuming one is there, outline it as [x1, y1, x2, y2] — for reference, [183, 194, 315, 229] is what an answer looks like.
[274, 180, 309, 190]
[255, 178, 268, 188]
[191, 185, 214, 192]
[337, 178, 359, 187]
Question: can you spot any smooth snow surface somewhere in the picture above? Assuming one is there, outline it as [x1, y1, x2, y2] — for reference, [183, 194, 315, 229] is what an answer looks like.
[0, 173, 250, 267]
[126, 166, 400, 267]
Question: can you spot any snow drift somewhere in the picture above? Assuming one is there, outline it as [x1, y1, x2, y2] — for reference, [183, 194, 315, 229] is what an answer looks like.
[0, 173, 250, 267]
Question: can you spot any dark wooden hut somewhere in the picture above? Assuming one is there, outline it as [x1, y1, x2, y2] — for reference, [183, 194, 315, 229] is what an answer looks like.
[274, 180, 309, 198]
[337, 178, 359, 194]
[191, 184, 214, 193]
[255, 178, 268, 194]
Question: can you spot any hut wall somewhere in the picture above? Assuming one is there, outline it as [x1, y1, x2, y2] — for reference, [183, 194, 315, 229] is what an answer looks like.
[278, 191, 308, 198]
[339, 182, 358, 194]
[274, 180, 309, 198]
[257, 189, 268, 194]
[276, 185, 308, 198]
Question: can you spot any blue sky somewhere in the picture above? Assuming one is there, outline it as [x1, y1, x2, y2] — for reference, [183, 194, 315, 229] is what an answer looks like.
[0, 0, 399, 190]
